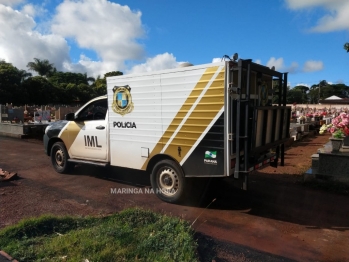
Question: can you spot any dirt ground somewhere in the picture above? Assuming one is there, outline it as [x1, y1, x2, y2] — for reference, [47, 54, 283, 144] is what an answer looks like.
[0, 133, 349, 262]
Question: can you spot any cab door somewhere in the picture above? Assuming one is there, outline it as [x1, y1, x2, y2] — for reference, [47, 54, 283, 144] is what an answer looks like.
[69, 98, 108, 161]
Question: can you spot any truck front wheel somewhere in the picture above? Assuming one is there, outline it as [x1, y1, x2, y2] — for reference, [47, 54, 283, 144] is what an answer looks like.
[51, 142, 73, 174]
[151, 160, 186, 203]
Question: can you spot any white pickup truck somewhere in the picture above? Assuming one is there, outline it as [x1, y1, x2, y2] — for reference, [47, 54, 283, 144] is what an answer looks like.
[44, 57, 290, 203]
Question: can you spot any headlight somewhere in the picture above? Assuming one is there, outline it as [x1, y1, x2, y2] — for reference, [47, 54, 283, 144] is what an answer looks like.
[45, 125, 52, 134]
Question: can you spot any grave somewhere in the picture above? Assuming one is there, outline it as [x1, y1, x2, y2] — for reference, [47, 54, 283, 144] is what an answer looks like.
[305, 140, 349, 184]
[289, 123, 311, 141]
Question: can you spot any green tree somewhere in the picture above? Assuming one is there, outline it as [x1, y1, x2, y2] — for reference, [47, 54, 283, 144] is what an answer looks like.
[104, 71, 123, 78]
[27, 58, 56, 77]
[332, 83, 349, 98]
[1, 58, 126, 105]
[48, 72, 98, 103]
[311, 80, 329, 102]
[0, 60, 24, 104]
[319, 80, 328, 87]
[344, 42, 349, 53]
[77, 83, 95, 102]
[22, 76, 57, 105]
[49, 72, 91, 86]
[93, 75, 107, 96]
[308, 84, 319, 104]
[293, 85, 309, 104]
[83, 73, 95, 85]
[18, 69, 32, 82]
[92, 71, 123, 96]
[306, 81, 349, 104]
[286, 88, 303, 104]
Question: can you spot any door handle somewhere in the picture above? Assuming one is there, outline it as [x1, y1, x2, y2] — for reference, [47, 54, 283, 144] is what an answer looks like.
[96, 125, 105, 130]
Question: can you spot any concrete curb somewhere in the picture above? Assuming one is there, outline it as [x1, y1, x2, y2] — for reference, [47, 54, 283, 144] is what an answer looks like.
[0, 250, 18, 262]
[0, 132, 28, 139]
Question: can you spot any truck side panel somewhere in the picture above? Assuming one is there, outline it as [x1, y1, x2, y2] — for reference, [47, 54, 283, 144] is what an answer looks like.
[107, 62, 225, 175]
[182, 112, 225, 176]
[160, 66, 225, 175]
[108, 74, 162, 169]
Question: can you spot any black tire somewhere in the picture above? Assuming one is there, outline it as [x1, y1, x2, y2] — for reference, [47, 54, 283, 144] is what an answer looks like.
[150, 159, 186, 203]
[50, 142, 73, 174]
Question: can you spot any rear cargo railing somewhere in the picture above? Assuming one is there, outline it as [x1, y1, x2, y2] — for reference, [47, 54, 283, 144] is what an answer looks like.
[232, 59, 251, 187]
[229, 59, 289, 189]
[252, 106, 291, 153]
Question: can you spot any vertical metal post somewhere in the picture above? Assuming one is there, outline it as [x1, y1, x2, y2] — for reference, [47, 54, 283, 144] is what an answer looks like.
[244, 62, 251, 172]
[234, 59, 242, 179]
[283, 73, 287, 106]
[281, 72, 288, 166]
[278, 77, 282, 106]
[274, 76, 282, 162]
[224, 62, 230, 176]
[242, 61, 252, 191]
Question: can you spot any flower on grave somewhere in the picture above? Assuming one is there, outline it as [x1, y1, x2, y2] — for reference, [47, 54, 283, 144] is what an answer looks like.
[327, 113, 349, 137]
[306, 113, 313, 117]
[299, 115, 305, 120]
[319, 124, 332, 135]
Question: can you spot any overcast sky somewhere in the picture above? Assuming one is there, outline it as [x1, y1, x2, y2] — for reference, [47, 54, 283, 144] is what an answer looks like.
[0, 0, 348, 87]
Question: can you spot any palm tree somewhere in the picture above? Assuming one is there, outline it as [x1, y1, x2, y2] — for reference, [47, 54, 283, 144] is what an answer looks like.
[344, 42, 349, 53]
[83, 73, 95, 85]
[26, 58, 56, 77]
[18, 70, 32, 82]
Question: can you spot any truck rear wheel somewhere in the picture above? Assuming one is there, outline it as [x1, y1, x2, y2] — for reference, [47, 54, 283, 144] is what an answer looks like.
[51, 142, 73, 174]
[151, 160, 186, 203]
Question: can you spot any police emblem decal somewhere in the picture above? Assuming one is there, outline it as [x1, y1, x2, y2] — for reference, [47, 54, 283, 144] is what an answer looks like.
[112, 85, 134, 116]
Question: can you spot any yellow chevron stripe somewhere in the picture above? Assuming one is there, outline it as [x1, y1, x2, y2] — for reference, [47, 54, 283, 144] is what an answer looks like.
[59, 121, 85, 152]
[163, 68, 225, 163]
[141, 66, 220, 170]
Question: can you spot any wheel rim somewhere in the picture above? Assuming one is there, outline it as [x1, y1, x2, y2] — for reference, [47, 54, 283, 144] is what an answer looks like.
[158, 167, 179, 196]
[54, 148, 65, 167]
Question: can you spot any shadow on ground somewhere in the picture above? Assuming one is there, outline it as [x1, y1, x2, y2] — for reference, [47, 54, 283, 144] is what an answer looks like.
[67, 163, 349, 231]
[196, 232, 297, 262]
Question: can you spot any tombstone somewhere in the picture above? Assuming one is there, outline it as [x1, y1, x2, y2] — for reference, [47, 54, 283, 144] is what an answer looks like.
[34, 110, 51, 123]
[7, 108, 24, 123]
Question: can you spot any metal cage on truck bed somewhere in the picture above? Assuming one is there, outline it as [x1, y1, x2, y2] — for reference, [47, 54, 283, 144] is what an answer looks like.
[226, 58, 290, 190]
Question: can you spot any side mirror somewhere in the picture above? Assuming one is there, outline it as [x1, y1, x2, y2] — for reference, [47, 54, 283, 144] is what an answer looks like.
[65, 112, 75, 121]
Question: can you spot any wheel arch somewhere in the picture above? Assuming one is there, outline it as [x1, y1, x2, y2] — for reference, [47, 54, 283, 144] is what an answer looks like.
[146, 154, 184, 176]
[47, 137, 64, 156]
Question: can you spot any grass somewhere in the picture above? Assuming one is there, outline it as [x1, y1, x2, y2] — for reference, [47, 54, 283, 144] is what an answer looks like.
[0, 208, 198, 262]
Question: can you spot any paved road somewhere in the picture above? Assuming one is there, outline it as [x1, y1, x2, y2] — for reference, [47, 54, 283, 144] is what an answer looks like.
[0, 136, 349, 262]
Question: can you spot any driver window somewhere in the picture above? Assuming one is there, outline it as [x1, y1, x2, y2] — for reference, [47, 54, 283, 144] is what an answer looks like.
[78, 99, 108, 121]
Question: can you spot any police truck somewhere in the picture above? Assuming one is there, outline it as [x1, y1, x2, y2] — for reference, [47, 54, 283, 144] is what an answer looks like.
[44, 55, 291, 203]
